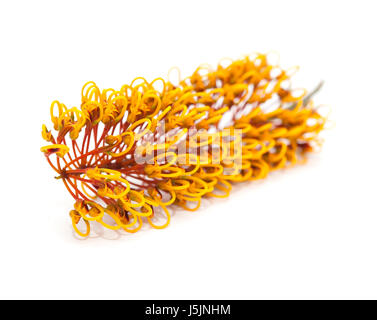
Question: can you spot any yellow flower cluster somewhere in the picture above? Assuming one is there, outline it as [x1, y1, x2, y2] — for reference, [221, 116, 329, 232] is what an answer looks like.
[41, 53, 326, 237]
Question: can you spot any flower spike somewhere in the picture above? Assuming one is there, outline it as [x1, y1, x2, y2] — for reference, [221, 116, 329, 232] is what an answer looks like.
[41, 53, 326, 237]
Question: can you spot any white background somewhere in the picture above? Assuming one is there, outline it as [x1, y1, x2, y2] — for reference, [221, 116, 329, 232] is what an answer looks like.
[0, 0, 376, 299]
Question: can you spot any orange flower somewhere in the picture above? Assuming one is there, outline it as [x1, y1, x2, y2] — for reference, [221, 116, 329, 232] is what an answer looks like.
[41, 53, 326, 237]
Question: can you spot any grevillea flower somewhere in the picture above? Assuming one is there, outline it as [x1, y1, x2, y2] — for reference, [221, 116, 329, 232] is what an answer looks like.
[41, 53, 326, 237]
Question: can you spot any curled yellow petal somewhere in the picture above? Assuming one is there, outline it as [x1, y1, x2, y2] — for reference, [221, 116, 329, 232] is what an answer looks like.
[40, 144, 70, 158]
